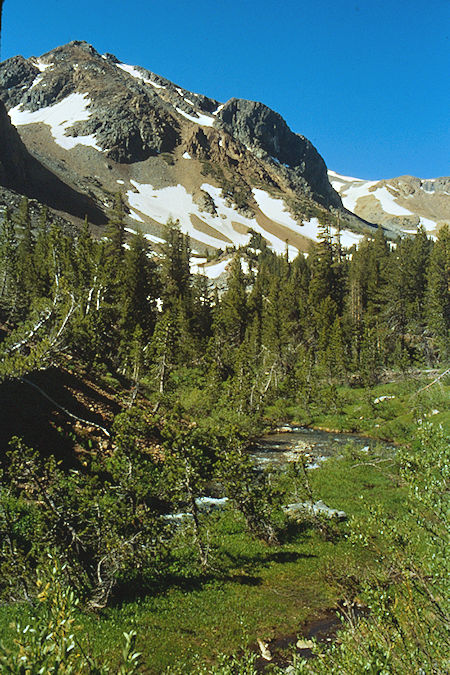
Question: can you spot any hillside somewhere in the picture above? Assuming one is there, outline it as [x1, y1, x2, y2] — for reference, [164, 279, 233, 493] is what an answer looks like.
[0, 40, 378, 262]
[329, 170, 450, 238]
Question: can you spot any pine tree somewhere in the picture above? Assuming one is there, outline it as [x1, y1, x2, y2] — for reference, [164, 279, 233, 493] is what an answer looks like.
[119, 230, 158, 340]
[105, 193, 126, 262]
[426, 225, 450, 360]
[160, 219, 192, 311]
[308, 224, 335, 307]
[33, 206, 52, 298]
[210, 256, 247, 379]
[15, 197, 37, 313]
[0, 209, 18, 319]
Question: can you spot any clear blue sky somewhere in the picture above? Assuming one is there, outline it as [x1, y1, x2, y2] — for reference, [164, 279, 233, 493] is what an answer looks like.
[2, 0, 449, 179]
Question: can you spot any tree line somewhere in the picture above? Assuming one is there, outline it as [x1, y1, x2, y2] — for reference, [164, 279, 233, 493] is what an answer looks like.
[1, 196, 448, 411]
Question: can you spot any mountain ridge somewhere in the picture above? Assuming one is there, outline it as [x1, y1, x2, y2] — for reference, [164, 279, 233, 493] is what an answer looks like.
[1, 40, 447, 259]
[329, 170, 450, 238]
[0, 40, 373, 257]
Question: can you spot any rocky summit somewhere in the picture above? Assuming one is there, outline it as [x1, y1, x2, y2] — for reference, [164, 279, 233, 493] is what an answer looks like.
[0, 40, 447, 268]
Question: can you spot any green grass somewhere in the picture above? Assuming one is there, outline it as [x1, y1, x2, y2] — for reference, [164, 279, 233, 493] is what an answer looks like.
[2, 369, 446, 672]
[0, 441, 408, 673]
[283, 368, 450, 443]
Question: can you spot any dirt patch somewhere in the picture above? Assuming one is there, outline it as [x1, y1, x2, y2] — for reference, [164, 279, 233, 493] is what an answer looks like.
[189, 213, 232, 243]
[253, 603, 367, 672]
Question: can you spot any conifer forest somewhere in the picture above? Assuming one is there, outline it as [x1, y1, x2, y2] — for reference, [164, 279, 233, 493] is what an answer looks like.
[0, 197, 448, 673]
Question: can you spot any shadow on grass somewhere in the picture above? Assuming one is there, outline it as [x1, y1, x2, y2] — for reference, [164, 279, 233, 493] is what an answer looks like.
[109, 567, 264, 609]
[267, 550, 316, 564]
[277, 518, 317, 544]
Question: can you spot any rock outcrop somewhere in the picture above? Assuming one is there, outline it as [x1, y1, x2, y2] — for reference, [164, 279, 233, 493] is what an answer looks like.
[0, 41, 387, 252]
[217, 98, 340, 207]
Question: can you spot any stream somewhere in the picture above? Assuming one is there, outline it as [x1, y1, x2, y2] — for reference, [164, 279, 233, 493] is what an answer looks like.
[247, 426, 392, 670]
[250, 425, 394, 470]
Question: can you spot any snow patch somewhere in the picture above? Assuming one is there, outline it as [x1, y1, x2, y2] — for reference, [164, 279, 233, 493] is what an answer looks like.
[175, 107, 215, 127]
[370, 186, 414, 216]
[30, 74, 44, 89]
[34, 60, 54, 72]
[192, 257, 231, 279]
[330, 172, 420, 217]
[182, 151, 192, 160]
[130, 210, 144, 223]
[253, 189, 363, 249]
[373, 395, 396, 404]
[418, 216, 437, 232]
[195, 497, 228, 511]
[117, 63, 164, 88]
[116, 179, 125, 184]
[8, 92, 102, 151]
[203, 184, 298, 256]
[144, 233, 165, 244]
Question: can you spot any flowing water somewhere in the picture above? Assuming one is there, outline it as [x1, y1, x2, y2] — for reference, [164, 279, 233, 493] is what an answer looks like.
[250, 426, 393, 470]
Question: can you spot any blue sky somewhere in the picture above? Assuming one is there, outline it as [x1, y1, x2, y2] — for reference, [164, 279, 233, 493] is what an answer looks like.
[2, 0, 449, 179]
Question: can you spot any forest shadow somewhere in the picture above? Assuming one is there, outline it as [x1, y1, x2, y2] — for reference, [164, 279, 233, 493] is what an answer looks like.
[0, 365, 121, 466]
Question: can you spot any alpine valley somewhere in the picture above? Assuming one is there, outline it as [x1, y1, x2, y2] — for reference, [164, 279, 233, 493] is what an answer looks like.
[0, 39, 449, 675]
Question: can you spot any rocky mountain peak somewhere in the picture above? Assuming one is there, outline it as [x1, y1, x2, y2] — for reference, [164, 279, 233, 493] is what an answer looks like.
[217, 98, 340, 207]
[1, 41, 383, 257]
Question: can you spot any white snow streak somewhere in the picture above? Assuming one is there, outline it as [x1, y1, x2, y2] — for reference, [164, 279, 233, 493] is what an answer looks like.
[194, 258, 231, 279]
[8, 93, 102, 151]
[34, 60, 54, 72]
[328, 170, 367, 183]
[182, 152, 192, 159]
[130, 210, 144, 223]
[419, 216, 437, 233]
[370, 187, 413, 216]
[253, 189, 363, 248]
[175, 107, 215, 127]
[117, 63, 164, 88]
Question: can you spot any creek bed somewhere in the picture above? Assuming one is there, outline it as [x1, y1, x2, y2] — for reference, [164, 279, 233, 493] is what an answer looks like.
[250, 426, 394, 470]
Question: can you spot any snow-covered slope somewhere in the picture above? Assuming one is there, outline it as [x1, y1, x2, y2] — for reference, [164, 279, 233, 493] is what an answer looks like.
[329, 171, 450, 238]
[0, 40, 371, 257]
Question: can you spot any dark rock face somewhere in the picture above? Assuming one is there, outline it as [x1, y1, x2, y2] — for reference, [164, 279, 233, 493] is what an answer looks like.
[0, 56, 39, 106]
[0, 100, 105, 224]
[0, 42, 182, 163]
[217, 98, 340, 207]
[83, 95, 180, 163]
[0, 99, 28, 187]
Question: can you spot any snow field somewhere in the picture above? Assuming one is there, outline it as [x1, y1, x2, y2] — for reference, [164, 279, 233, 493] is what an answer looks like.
[9, 92, 102, 151]
[126, 181, 364, 257]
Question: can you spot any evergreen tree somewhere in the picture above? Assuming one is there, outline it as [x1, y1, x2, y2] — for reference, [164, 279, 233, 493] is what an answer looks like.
[210, 256, 247, 378]
[33, 207, 52, 298]
[160, 219, 191, 311]
[426, 225, 450, 360]
[0, 209, 18, 319]
[104, 193, 126, 262]
[119, 230, 158, 340]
